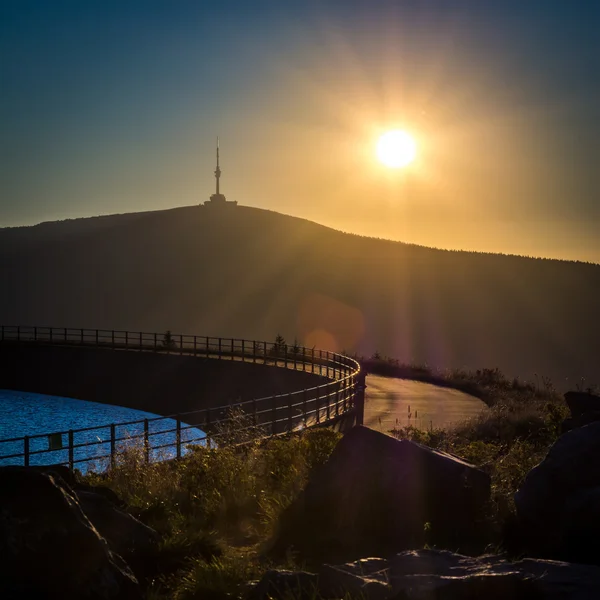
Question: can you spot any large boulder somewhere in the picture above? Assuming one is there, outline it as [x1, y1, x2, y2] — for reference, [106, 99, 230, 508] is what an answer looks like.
[26, 465, 159, 581]
[561, 410, 600, 433]
[270, 426, 490, 562]
[515, 421, 600, 562]
[248, 570, 319, 600]
[565, 391, 600, 419]
[77, 490, 160, 580]
[0, 467, 142, 599]
[249, 549, 600, 600]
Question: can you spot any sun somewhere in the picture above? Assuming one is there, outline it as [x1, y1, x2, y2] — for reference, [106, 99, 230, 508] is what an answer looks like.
[376, 130, 417, 168]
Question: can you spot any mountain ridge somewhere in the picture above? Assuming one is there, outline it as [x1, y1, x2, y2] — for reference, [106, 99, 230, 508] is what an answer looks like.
[1, 204, 598, 390]
[2, 204, 597, 265]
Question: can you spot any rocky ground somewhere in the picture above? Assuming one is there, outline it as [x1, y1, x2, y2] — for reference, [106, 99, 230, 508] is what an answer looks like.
[2, 389, 600, 599]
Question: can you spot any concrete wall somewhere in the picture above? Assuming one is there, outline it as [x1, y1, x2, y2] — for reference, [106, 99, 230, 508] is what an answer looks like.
[0, 344, 328, 419]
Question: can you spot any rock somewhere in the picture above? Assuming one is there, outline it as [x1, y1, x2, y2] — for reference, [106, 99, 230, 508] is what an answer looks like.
[29, 465, 158, 579]
[28, 464, 78, 486]
[76, 482, 128, 508]
[270, 426, 490, 562]
[247, 570, 318, 600]
[319, 559, 390, 600]
[561, 410, 600, 433]
[388, 550, 600, 600]
[515, 421, 600, 562]
[564, 390, 600, 419]
[77, 490, 160, 579]
[0, 466, 141, 599]
[249, 550, 600, 600]
[31, 465, 126, 508]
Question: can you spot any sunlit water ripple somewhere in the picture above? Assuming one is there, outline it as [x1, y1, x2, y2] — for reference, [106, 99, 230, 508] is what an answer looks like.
[0, 390, 206, 473]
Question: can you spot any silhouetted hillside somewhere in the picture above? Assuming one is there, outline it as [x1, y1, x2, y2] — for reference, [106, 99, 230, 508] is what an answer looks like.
[1, 205, 598, 389]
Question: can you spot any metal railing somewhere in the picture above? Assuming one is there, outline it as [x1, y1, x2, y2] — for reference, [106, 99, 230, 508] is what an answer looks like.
[0, 326, 364, 472]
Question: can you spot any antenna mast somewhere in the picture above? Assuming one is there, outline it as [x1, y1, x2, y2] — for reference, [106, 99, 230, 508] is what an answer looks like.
[215, 137, 221, 195]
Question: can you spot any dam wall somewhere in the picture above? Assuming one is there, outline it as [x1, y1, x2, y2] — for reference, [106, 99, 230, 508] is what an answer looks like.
[0, 344, 328, 417]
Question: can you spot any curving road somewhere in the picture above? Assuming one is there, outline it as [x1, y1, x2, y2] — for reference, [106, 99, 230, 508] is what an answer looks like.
[364, 375, 488, 432]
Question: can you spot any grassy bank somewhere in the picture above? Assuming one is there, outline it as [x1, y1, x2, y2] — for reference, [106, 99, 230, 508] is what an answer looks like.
[84, 422, 342, 599]
[362, 356, 561, 407]
[81, 365, 568, 599]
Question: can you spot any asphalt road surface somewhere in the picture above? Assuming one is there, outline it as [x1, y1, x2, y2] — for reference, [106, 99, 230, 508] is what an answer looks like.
[364, 375, 488, 432]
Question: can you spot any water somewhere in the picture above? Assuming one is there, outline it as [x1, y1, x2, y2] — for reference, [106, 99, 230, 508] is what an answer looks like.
[0, 390, 206, 472]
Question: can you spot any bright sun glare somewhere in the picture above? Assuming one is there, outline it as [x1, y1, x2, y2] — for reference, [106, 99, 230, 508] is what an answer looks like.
[376, 130, 417, 168]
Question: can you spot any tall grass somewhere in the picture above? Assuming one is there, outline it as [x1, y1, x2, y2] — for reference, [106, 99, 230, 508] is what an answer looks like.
[82, 422, 341, 598]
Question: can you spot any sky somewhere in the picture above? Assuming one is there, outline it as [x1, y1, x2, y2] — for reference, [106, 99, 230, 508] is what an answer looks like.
[1, 0, 599, 262]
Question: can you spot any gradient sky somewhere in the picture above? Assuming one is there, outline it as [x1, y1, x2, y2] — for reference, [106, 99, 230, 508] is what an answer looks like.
[1, 1, 599, 262]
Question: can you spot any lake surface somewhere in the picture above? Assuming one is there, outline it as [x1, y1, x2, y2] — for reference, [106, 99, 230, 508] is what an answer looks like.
[0, 390, 206, 472]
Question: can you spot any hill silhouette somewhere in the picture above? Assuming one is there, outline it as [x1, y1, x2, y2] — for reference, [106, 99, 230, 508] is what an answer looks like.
[1, 204, 598, 390]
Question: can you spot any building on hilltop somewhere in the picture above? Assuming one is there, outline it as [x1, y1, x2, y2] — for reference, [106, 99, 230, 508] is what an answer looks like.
[203, 138, 238, 207]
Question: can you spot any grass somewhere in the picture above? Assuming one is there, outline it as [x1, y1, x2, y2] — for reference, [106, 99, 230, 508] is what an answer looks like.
[361, 357, 560, 408]
[80, 365, 569, 598]
[81, 421, 341, 599]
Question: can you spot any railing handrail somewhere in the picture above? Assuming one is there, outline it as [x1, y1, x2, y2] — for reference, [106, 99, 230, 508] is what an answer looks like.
[0, 325, 365, 471]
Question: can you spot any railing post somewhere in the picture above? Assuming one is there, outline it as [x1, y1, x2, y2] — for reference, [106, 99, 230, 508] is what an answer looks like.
[326, 387, 331, 421]
[205, 408, 211, 449]
[64, 327, 67, 342]
[176, 418, 182, 459]
[242, 339, 245, 362]
[110, 423, 116, 469]
[80, 328, 84, 344]
[24, 436, 29, 467]
[68, 430, 74, 470]
[49, 327, 53, 342]
[316, 389, 321, 424]
[96, 329, 99, 345]
[112, 330, 115, 347]
[302, 389, 308, 429]
[355, 370, 366, 426]
[263, 341, 267, 363]
[125, 331, 128, 348]
[144, 419, 149, 463]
